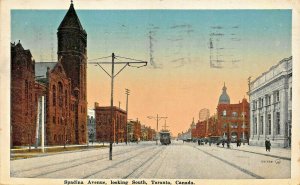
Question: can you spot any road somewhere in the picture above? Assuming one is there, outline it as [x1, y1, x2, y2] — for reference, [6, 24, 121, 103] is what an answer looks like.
[11, 140, 290, 179]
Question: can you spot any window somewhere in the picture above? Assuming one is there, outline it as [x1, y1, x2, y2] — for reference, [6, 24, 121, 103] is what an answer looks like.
[260, 115, 264, 135]
[52, 85, 56, 106]
[53, 116, 56, 124]
[25, 80, 29, 99]
[58, 82, 63, 107]
[258, 98, 264, 108]
[276, 112, 280, 134]
[266, 95, 271, 106]
[232, 112, 238, 117]
[65, 90, 68, 107]
[223, 110, 227, 116]
[268, 114, 271, 135]
[274, 91, 280, 103]
[288, 110, 292, 121]
[252, 101, 256, 110]
[253, 117, 257, 135]
[231, 123, 238, 129]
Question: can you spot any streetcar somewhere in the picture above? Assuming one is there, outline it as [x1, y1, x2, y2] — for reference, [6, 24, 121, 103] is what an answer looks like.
[159, 131, 171, 145]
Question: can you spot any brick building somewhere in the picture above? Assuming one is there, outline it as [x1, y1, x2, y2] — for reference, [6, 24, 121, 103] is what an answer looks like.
[11, 2, 87, 146]
[95, 103, 127, 143]
[216, 84, 250, 142]
[35, 60, 76, 145]
[147, 128, 155, 141]
[127, 120, 141, 142]
[11, 42, 38, 146]
[191, 84, 249, 142]
[141, 125, 155, 141]
[57, 2, 88, 144]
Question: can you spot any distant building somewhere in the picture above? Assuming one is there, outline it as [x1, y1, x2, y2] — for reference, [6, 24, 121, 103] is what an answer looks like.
[199, 108, 210, 122]
[94, 103, 127, 143]
[216, 84, 250, 142]
[249, 57, 292, 148]
[87, 108, 96, 142]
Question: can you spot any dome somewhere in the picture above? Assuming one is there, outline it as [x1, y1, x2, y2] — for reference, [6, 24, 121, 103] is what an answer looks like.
[218, 83, 230, 104]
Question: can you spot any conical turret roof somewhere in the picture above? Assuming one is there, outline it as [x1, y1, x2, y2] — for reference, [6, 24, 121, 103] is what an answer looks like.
[58, 2, 84, 31]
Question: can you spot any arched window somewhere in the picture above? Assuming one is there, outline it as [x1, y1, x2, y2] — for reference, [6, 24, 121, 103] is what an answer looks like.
[52, 85, 56, 106]
[25, 80, 28, 99]
[58, 82, 63, 107]
[65, 90, 68, 107]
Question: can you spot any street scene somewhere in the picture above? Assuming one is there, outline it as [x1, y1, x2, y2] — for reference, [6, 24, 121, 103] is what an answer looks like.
[9, 0, 292, 181]
[11, 141, 290, 179]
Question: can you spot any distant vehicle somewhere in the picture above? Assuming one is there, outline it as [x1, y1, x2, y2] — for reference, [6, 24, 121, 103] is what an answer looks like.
[160, 131, 171, 145]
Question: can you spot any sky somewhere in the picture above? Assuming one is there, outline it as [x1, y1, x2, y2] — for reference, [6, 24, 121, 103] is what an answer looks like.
[11, 6, 292, 136]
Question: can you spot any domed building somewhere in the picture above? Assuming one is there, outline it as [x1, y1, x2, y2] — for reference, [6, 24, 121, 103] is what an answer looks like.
[216, 83, 250, 143]
[218, 83, 230, 105]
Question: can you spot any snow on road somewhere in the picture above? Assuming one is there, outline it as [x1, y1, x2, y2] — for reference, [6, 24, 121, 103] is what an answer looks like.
[11, 140, 290, 179]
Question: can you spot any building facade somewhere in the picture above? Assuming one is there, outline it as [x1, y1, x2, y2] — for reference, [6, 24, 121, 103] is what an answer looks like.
[249, 56, 292, 148]
[95, 103, 127, 143]
[11, 2, 88, 146]
[216, 84, 250, 142]
[11, 42, 37, 146]
[57, 2, 88, 144]
[36, 60, 76, 145]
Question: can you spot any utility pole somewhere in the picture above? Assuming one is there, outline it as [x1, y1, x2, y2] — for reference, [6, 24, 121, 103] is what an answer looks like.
[89, 53, 147, 160]
[125, 89, 130, 144]
[242, 97, 245, 145]
[147, 115, 167, 145]
[162, 119, 169, 131]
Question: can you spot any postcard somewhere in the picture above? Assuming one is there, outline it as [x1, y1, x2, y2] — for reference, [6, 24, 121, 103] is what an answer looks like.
[0, 0, 300, 185]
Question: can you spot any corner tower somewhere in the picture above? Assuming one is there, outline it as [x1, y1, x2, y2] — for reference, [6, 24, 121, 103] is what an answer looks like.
[57, 2, 87, 144]
[218, 82, 230, 105]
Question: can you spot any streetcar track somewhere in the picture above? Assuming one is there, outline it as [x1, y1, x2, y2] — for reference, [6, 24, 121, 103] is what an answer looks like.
[193, 146, 264, 179]
[12, 145, 142, 175]
[82, 146, 158, 179]
[152, 147, 168, 178]
[26, 145, 151, 178]
[123, 146, 166, 178]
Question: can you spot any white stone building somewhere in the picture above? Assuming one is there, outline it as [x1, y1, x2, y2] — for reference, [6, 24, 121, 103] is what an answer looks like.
[249, 56, 292, 148]
[87, 108, 96, 142]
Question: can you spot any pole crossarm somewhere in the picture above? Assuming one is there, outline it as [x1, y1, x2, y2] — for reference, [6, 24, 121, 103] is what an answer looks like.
[114, 63, 129, 78]
[95, 63, 111, 77]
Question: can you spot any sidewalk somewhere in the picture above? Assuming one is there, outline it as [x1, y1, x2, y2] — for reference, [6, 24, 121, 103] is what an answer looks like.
[219, 143, 291, 160]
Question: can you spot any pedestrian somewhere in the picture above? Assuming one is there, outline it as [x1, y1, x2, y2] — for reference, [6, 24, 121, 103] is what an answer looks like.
[198, 139, 200, 145]
[227, 140, 230, 148]
[265, 138, 271, 152]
